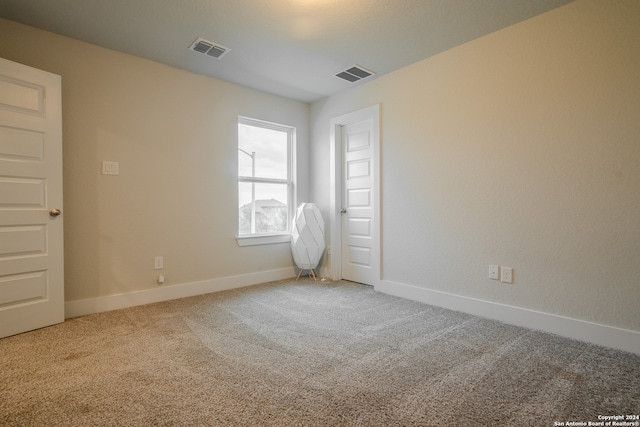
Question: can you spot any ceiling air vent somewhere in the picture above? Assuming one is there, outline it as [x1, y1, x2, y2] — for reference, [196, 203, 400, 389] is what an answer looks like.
[189, 37, 230, 59]
[335, 65, 375, 83]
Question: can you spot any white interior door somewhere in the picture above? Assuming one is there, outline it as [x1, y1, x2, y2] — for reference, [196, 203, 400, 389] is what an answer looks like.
[330, 105, 380, 286]
[0, 57, 64, 338]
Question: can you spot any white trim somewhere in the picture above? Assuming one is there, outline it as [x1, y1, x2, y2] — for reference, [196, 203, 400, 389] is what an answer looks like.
[237, 116, 296, 237]
[236, 234, 291, 246]
[329, 104, 381, 285]
[376, 279, 640, 356]
[64, 267, 295, 319]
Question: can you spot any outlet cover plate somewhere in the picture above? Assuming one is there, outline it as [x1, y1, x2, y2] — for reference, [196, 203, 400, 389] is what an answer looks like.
[154, 256, 164, 270]
[102, 161, 119, 175]
[501, 267, 513, 283]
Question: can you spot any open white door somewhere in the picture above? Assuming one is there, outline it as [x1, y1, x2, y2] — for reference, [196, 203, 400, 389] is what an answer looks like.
[0, 57, 64, 338]
[330, 105, 380, 286]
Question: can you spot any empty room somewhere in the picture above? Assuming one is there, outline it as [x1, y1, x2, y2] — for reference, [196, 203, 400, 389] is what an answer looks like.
[0, 0, 639, 425]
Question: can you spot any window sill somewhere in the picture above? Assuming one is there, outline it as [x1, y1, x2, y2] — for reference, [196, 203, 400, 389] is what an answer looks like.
[236, 233, 291, 247]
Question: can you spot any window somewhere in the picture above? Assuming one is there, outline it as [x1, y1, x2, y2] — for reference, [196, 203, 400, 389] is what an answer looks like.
[237, 117, 294, 244]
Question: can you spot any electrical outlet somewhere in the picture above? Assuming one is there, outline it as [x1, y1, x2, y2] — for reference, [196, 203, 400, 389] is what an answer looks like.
[489, 265, 499, 280]
[102, 161, 119, 175]
[501, 267, 513, 283]
[154, 256, 164, 270]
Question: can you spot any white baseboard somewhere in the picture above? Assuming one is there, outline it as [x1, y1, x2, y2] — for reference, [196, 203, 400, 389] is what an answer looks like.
[65, 267, 296, 319]
[64, 273, 639, 355]
[376, 279, 640, 356]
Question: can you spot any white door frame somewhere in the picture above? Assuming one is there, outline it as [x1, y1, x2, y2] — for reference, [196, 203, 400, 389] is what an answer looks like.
[329, 104, 380, 285]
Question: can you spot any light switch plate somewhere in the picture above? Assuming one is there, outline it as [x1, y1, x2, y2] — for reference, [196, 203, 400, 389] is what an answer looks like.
[489, 265, 499, 280]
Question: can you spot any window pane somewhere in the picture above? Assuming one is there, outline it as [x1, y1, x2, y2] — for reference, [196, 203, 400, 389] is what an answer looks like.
[238, 123, 288, 179]
[239, 182, 289, 235]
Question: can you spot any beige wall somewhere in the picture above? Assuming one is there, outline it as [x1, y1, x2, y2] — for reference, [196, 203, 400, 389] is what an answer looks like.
[311, 0, 640, 331]
[1, 0, 638, 334]
[0, 18, 309, 302]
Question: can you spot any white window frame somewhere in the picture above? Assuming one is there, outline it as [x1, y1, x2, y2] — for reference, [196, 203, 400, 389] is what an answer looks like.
[236, 116, 295, 247]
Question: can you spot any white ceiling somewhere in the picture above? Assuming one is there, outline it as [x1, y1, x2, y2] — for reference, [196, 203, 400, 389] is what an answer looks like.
[0, 0, 574, 103]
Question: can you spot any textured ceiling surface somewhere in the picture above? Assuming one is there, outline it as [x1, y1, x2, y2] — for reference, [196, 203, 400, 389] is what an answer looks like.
[0, 0, 574, 102]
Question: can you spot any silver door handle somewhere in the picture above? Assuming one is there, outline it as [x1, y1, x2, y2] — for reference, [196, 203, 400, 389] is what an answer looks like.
[340, 208, 347, 214]
[49, 208, 62, 217]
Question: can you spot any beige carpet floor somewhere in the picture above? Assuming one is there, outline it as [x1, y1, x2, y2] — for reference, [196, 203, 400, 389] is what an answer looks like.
[1, 278, 639, 426]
